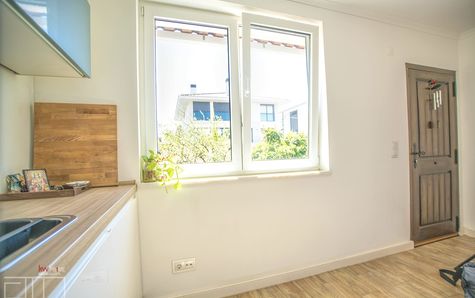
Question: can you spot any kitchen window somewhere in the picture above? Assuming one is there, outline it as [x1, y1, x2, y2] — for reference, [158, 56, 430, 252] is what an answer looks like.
[141, 3, 320, 178]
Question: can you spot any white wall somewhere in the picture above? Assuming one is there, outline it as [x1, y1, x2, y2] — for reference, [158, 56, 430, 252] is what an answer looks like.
[0, 66, 34, 194]
[24, 0, 464, 297]
[458, 29, 475, 234]
[33, 0, 140, 183]
[138, 1, 459, 297]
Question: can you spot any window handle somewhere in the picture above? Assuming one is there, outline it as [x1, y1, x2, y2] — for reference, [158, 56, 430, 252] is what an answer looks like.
[244, 76, 250, 98]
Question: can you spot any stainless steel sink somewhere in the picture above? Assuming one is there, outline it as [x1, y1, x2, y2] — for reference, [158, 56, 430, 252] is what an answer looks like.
[0, 219, 35, 238]
[0, 215, 77, 272]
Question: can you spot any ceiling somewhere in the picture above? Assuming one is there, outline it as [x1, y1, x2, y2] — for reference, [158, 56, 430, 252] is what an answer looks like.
[291, 0, 475, 38]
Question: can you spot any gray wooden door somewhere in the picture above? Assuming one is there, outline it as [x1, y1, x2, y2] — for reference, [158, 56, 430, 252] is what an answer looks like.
[406, 64, 459, 244]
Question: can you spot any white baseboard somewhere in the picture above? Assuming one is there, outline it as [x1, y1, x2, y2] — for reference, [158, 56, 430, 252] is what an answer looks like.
[463, 227, 475, 237]
[166, 241, 414, 298]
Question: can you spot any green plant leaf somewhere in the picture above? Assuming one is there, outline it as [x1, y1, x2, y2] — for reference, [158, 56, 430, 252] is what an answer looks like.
[174, 182, 182, 190]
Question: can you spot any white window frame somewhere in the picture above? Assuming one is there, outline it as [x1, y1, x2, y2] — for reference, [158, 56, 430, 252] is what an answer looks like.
[141, 3, 243, 178]
[140, 3, 320, 179]
[241, 13, 319, 174]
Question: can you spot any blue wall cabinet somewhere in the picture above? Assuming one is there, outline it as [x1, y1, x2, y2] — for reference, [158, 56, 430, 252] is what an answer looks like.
[0, 0, 91, 77]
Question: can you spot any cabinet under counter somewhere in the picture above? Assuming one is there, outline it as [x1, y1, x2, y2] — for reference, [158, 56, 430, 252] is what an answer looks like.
[0, 184, 140, 297]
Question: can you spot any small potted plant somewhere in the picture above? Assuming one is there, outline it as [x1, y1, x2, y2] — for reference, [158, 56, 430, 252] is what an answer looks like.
[142, 149, 182, 191]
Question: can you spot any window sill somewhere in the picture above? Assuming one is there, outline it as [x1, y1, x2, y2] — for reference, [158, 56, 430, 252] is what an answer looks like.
[138, 169, 332, 189]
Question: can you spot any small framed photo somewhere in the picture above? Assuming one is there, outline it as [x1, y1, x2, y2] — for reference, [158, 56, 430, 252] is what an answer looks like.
[6, 173, 27, 193]
[23, 169, 51, 192]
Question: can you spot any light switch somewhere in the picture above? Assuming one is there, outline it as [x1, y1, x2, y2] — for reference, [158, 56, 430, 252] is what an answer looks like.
[392, 141, 399, 158]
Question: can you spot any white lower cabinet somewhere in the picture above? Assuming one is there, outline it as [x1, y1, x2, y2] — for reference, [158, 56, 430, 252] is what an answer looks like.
[54, 197, 142, 298]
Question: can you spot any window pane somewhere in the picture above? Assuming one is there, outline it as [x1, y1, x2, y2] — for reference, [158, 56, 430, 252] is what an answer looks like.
[259, 104, 275, 122]
[260, 113, 267, 122]
[155, 19, 232, 164]
[290, 110, 298, 132]
[250, 26, 309, 161]
[193, 102, 210, 120]
[213, 102, 230, 121]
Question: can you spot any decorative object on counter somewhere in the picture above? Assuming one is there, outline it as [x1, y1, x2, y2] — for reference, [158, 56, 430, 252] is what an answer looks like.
[63, 181, 90, 192]
[142, 149, 182, 192]
[33, 103, 118, 187]
[1, 172, 93, 201]
[50, 185, 65, 191]
[63, 181, 90, 188]
[62, 182, 90, 194]
[0, 182, 90, 201]
[6, 174, 27, 193]
[23, 169, 50, 192]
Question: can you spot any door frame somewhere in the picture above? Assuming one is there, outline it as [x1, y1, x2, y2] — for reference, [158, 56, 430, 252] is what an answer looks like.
[405, 63, 459, 243]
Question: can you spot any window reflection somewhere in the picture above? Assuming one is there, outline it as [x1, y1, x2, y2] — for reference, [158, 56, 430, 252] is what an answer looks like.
[16, 0, 48, 32]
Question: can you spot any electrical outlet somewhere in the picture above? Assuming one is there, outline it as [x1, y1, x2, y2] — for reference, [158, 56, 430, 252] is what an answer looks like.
[172, 258, 196, 273]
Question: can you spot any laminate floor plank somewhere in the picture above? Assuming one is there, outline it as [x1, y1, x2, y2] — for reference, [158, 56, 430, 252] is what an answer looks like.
[228, 236, 474, 298]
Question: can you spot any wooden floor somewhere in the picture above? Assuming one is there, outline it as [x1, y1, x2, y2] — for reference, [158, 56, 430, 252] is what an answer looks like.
[229, 236, 475, 298]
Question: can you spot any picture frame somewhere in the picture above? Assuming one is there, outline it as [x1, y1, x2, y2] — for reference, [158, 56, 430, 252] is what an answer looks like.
[23, 169, 51, 192]
[5, 173, 27, 193]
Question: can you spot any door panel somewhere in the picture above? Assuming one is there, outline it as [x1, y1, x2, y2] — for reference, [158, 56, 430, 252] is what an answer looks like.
[419, 172, 452, 225]
[406, 64, 458, 243]
[416, 80, 451, 157]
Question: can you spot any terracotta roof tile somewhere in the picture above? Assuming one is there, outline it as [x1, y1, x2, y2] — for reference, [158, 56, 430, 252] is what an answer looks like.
[156, 26, 305, 49]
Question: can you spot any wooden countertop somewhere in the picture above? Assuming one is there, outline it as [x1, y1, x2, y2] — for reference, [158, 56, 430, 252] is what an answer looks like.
[0, 184, 136, 297]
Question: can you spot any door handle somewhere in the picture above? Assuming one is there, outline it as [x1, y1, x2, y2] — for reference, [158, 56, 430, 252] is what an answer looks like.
[410, 150, 425, 169]
[410, 151, 425, 157]
[411, 145, 425, 168]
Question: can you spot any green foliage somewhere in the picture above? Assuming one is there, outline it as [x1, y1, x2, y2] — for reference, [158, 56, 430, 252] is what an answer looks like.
[142, 149, 182, 191]
[159, 121, 231, 164]
[252, 128, 308, 160]
[154, 123, 307, 179]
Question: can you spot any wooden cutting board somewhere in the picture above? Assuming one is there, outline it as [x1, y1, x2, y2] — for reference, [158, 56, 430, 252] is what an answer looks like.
[33, 103, 118, 187]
